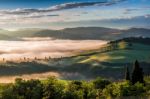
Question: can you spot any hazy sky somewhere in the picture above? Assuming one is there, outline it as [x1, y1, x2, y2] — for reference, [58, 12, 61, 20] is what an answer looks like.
[0, 0, 150, 30]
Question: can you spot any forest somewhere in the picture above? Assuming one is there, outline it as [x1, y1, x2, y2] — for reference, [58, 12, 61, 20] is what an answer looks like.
[0, 60, 149, 99]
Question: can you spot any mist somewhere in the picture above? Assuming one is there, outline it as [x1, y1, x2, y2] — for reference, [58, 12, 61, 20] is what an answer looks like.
[0, 37, 107, 60]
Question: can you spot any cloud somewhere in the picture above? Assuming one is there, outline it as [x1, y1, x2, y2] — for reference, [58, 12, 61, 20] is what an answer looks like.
[0, 0, 126, 15]
[123, 6, 150, 14]
[144, 14, 150, 18]
[48, 14, 150, 29]
[49, 0, 123, 11]
[23, 14, 59, 18]
[0, 0, 127, 26]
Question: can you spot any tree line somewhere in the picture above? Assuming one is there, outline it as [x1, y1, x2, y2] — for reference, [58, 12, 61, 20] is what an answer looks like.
[0, 60, 149, 99]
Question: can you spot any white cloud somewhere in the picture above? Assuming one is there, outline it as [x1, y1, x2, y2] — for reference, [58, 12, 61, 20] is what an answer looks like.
[0, 0, 126, 15]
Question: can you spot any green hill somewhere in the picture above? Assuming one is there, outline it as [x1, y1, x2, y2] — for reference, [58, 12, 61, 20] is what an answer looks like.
[53, 37, 150, 79]
[60, 37, 150, 64]
[77, 42, 150, 64]
[0, 37, 149, 80]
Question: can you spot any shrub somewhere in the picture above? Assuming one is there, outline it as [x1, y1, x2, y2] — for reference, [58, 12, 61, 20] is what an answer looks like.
[103, 81, 146, 98]
[93, 77, 111, 89]
[42, 77, 64, 99]
[2, 78, 43, 99]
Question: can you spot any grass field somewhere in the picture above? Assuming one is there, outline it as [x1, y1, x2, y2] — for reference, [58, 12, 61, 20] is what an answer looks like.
[72, 43, 150, 64]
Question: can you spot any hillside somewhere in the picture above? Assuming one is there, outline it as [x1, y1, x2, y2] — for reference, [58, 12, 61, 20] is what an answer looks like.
[52, 37, 150, 79]
[0, 27, 150, 40]
[0, 34, 18, 40]
[121, 28, 150, 38]
[0, 37, 149, 80]
[7, 27, 120, 40]
[0, 29, 20, 40]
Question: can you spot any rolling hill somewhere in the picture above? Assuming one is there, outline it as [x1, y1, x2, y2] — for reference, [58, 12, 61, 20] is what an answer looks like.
[0, 27, 150, 40]
[0, 29, 20, 40]
[0, 37, 149, 80]
[0, 34, 18, 40]
[49, 37, 150, 79]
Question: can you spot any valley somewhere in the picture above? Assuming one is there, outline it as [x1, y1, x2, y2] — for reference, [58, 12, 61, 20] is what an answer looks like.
[0, 37, 149, 83]
[0, 0, 150, 98]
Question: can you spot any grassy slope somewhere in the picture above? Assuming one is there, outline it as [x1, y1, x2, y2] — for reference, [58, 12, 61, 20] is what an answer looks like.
[77, 43, 150, 64]
[56, 41, 150, 79]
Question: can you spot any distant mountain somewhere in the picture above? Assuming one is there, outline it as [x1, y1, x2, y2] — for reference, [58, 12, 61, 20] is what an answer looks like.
[120, 28, 150, 38]
[20, 27, 150, 40]
[8, 29, 44, 37]
[0, 34, 14, 40]
[0, 27, 150, 40]
[0, 29, 19, 40]
[60, 27, 120, 40]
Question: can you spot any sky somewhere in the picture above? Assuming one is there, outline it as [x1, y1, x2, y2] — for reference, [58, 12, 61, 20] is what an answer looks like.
[0, 0, 149, 30]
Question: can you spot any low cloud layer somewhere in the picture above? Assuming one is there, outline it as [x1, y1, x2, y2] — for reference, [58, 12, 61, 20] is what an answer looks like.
[0, 38, 107, 60]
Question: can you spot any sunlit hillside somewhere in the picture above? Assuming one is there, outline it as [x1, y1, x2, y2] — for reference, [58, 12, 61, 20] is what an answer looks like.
[0, 37, 149, 83]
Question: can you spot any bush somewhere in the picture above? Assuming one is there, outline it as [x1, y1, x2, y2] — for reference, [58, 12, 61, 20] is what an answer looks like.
[64, 81, 84, 99]
[2, 78, 43, 99]
[64, 81, 97, 99]
[0, 77, 149, 99]
[93, 77, 111, 89]
[103, 81, 146, 98]
[42, 77, 64, 99]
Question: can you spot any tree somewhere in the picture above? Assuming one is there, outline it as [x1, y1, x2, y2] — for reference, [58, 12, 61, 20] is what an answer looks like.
[2, 78, 43, 99]
[14, 78, 43, 99]
[93, 77, 110, 89]
[24, 57, 26, 61]
[34, 57, 37, 60]
[125, 66, 130, 81]
[42, 77, 64, 99]
[131, 60, 144, 85]
[3, 58, 5, 62]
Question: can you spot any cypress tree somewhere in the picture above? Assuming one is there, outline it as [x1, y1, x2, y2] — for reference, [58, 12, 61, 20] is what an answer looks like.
[131, 60, 144, 85]
[125, 66, 130, 81]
